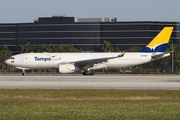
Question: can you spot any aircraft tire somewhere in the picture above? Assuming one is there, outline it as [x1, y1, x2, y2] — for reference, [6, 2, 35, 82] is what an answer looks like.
[89, 72, 94, 76]
[82, 71, 89, 76]
[22, 73, 26, 76]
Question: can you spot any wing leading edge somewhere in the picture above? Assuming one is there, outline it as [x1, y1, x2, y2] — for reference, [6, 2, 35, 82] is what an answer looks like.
[74, 52, 125, 68]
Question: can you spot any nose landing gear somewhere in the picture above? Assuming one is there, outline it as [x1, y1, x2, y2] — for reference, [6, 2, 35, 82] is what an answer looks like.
[22, 69, 26, 76]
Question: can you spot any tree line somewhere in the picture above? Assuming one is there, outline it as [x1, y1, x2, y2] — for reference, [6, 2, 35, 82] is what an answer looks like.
[21, 43, 79, 53]
[0, 41, 180, 74]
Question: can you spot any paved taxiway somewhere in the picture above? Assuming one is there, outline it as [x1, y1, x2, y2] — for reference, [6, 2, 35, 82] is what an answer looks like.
[0, 75, 180, 90]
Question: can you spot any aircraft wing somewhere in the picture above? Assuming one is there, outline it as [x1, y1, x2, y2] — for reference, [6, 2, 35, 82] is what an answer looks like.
[74, 52, 125, 67]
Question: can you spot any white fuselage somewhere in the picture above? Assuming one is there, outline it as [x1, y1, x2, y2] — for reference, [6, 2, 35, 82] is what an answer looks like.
[5, 52, 152, 70]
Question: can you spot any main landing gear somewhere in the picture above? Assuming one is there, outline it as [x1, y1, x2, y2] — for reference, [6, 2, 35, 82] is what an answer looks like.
[22, 69, 26, 76]
[82, 70, 94, 76]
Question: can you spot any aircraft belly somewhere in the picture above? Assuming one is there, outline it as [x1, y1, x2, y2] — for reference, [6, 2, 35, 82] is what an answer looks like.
[25, 61, 58, 69]
[106, 57, 151, 68]
[37, 63, 57, 69]
[90, 64, 108, 70]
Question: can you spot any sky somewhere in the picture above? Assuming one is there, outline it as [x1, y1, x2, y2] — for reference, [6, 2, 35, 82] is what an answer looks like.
[0, 0, 180, 23]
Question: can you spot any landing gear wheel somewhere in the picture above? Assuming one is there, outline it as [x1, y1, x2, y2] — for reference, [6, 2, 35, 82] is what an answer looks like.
[82, 70, 94, 76]
[22, 70, 26, 76]
[83, 71, 88, 76]
[89, 72, 94, 76]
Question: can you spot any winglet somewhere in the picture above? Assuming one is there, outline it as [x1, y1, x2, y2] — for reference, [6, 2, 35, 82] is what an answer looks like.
[138, 27, 174, 52]
[118, 52, 125, 57]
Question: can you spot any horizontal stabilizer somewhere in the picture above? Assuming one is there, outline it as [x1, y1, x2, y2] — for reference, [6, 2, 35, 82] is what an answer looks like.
[151, 52, 170, 61]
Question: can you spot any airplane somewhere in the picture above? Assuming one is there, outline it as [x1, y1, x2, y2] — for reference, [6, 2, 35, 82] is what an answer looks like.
[5, 27, 173, 76]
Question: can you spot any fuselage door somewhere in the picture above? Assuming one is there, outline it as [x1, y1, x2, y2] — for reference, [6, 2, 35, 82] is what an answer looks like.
[20, 55, 24, 62]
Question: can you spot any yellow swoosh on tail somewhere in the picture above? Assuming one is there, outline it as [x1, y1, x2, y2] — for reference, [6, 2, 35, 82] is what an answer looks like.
[147, 27, 173, 49]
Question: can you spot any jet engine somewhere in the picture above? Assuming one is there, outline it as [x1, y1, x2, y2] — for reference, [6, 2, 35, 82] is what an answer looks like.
[58, 64, 79, 73]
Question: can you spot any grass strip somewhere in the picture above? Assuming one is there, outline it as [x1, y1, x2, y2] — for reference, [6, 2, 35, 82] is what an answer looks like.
[0, 89, 180, 120]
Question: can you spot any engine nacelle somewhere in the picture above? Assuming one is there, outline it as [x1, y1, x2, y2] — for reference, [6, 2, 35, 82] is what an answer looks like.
[58, 64, 79, 73]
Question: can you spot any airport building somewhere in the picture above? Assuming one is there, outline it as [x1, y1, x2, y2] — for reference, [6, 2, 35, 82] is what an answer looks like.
[0, 16, 179, 53]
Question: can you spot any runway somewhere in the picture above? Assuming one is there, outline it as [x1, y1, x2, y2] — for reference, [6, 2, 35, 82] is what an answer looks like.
[0, 75, 180, 90]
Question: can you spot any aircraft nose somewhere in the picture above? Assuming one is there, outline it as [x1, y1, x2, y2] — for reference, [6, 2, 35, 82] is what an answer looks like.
[5, 59, 9, 65]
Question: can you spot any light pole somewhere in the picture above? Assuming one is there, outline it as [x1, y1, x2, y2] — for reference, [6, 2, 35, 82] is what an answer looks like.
[172, 40, 174, 74]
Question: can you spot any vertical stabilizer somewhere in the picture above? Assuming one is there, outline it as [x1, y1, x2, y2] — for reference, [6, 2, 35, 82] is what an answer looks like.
[138, 27, 174, 52]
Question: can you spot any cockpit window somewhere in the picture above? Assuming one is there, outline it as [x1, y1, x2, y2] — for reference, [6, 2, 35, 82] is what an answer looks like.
[10, 57, 15, 59]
